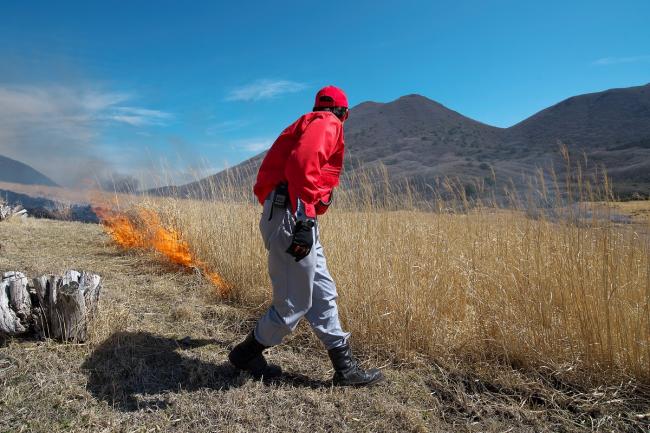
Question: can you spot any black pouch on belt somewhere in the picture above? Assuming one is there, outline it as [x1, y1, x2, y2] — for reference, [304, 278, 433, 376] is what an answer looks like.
[268, 183, 289, 220]
[273, 183, 289, 208]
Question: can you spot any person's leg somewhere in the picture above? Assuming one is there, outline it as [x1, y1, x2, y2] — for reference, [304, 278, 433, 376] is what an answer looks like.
[254, 205, 317, 346]
[304, 239, 350, 350]
[230, 201, 316, 377]
[305, 228, 384, 386]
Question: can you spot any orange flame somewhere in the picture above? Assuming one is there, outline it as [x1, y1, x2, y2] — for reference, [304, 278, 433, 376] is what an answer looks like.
[92, 204, 231, 296]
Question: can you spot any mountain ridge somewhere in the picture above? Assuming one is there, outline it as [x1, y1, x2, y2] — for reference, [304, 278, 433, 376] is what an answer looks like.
[150, 83, 650, 198]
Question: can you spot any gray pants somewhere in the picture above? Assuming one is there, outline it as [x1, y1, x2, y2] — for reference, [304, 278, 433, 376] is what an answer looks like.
[255, 198, 350, 350]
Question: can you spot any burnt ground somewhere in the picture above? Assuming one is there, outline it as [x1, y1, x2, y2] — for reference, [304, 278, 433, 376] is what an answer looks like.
[0, 218, 648, 433]
[0, 188, 98, 223]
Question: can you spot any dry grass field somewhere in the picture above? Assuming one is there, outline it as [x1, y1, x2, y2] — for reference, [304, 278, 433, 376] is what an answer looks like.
[607, 200, 650, 225]
[0, 208, 648, 431]
[132, 174, 650, 384]
[2, 161, 650, 432]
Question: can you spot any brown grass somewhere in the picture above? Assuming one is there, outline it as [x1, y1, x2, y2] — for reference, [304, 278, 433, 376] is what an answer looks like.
[1, 148, 649, 431]
[1, 217, 649, 432]
[605, 200, 650, 225]
[129, 169, 650, 385]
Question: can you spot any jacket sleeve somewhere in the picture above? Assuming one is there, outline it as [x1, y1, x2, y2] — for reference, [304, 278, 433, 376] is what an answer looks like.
[285, 115, 341, 218]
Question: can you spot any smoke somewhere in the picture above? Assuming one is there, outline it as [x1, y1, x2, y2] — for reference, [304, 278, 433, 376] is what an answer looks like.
[99, 173, 141, 194]
[0, 84, 171, 187]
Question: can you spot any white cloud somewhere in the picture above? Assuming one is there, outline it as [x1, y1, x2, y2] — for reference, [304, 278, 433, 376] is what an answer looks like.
[229, 137, 273, 153]
[0, 84, 172, 185]
[205, 119, 249, 135]
[593, 55, 650, 65]
[225, 79, 308, 101]
[109, 106, 172, 126]
[81, 90, 130, 111]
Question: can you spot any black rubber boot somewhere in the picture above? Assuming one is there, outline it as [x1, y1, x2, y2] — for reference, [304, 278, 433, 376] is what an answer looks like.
[228, 330, 282, 379]
[327, 343, 384, 387]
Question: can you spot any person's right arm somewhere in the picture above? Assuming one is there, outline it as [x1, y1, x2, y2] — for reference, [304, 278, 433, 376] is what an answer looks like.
[284, 114, 341, 219]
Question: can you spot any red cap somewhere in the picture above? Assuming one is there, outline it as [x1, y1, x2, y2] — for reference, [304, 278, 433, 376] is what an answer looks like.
[314, 85, 348, 109]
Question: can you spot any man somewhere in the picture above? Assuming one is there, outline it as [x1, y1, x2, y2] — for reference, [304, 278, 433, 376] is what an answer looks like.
[228, 85, 384, 387]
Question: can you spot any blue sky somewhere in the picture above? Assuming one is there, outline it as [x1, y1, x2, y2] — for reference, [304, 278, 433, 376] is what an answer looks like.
[0, 0, 649, 186]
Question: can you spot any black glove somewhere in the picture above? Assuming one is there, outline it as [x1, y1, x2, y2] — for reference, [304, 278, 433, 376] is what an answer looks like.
[315, 190, 334, 215]
[286, 219, 315, 262]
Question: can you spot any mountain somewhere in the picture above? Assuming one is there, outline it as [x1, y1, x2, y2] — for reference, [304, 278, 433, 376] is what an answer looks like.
[343, 95, 506, 183]
[508, 84, 650, 149]
[505, 84, 650, 194]
[0, 155, 58, 187]
[151, 83, 650, 199]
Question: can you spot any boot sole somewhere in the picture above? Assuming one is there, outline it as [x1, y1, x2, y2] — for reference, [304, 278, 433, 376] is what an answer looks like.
[229, 353, 283, 379]
[333, 373, 385, 387]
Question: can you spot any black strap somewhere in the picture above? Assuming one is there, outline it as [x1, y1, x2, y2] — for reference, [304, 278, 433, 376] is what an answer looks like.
[268, 183, 289, 221]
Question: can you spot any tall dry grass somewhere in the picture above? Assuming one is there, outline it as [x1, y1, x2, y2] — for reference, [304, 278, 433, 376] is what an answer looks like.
[123, 152, 649, 384]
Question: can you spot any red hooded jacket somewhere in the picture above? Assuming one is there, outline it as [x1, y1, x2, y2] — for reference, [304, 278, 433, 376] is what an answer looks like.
[253, 111, 344, 218]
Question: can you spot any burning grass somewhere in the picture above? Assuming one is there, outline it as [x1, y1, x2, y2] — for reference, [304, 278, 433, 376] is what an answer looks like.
[92, 203, 231, 295]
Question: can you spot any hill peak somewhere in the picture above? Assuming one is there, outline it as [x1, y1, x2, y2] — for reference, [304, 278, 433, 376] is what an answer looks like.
[392, 93, 444, 107]
[396, 93, 430, 100]
[0, 155, 58, 187]
[353, 94, 445, 111]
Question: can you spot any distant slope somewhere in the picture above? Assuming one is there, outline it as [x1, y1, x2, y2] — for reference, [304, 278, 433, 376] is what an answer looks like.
[508, 84, 650, 149]
[506, 84, 650, 195]
[0, 155, 58, 187]
[150, 83, 650, 199]
[150, 152, 266, 198]
[343, 94, 507, 184]
[148, 95, 510, 198]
